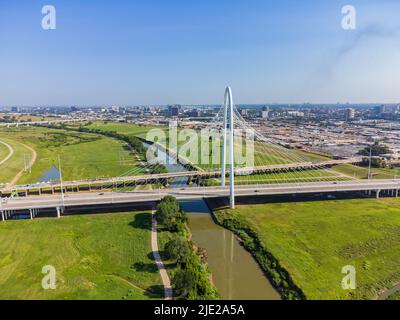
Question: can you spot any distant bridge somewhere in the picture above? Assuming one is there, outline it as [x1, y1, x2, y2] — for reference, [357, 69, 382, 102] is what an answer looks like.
[0, 119, 84, 128]
[0, 157, 363, 195]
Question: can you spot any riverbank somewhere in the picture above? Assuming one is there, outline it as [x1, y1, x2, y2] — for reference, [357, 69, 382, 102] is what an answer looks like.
[205, 197, 304, 300]
[155, 196, 218, 300]
[183, 199, 281, 300]
[207, 196, 400, 300]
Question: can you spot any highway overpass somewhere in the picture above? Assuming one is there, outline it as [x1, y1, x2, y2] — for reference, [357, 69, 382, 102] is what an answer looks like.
[1, 179, 399, 216]
[0, 119, 84, 128]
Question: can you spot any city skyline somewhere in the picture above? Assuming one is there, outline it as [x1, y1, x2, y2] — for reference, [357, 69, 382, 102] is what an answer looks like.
[1, 0, 400, 105]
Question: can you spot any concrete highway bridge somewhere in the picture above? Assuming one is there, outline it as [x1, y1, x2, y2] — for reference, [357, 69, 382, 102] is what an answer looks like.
[1, 179, 399, 220]
[0, 157, 363, 196]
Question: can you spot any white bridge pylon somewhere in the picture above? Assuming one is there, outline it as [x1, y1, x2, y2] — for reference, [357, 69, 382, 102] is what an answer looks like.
[221, 86, 235, 209]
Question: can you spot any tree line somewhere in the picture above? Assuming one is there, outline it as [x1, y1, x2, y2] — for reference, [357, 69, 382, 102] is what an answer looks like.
[155, 196, 218, 299]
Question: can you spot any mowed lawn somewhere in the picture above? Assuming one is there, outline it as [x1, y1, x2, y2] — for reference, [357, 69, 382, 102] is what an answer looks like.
[214, 198, 400, 299]
[332, 163, 400, 180]
[0, 127, 145, 185]
[86, 122, 160, 138]
[0, 141, 10, 161]
[0, 212, 165, 300]
[86, 122, 329, 172]
[0, 136, 33, 185]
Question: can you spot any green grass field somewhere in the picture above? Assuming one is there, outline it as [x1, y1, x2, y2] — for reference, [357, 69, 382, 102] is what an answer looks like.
[83, 122, 330, 175]
[233, 168, 342, 185]
[332, 163, 400, 180]
[0, 211, 170, 300]
[86, 122, 159, 138]
[213, 198, 400, 299]
[0, 141, 10, 161]
[0, 136, 33, 185]
[0, 113, 56, 122]
[0, 126, 145, 185]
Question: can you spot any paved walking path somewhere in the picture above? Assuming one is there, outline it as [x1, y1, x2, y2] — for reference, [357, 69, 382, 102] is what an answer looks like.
[0, 140, 14, 166]
[151, 212, 173, 300]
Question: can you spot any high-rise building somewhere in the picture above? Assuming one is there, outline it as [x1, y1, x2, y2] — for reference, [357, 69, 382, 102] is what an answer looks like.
[346, 108, 355, 120]
[261, 106, 269, 119]
[240, 109, 248, 117]
[168, 105, 181, 116]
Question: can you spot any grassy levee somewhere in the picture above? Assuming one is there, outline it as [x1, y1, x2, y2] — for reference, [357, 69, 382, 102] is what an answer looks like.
[84, 121, 331, 170]
[205, 198, 305, 300]
[233, 168, 341, 185]
[333, 163, 400, 180]
[0, 141, 9, 160]
[0, 136, 32, 184]
[86, 122, 159, 138]
[0, 126, 143, 185]
[0, 114, 56, 122]
[208, 197, 400, 300]
[0, 211, 172, 300]
[76, 121, 339, 183]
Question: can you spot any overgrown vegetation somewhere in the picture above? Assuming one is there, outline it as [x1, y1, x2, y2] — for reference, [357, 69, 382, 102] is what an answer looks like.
[206, 199, 305, 300]
[157, 196, 219, 300]
[45, 123, 171, 176]
[208, 197, 400, 300]
[358, 142, 391, 157]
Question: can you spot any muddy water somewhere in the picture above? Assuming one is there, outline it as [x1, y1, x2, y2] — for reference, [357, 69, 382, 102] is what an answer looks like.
[181, 199, 281, 300]
[143, 141, 281, 299]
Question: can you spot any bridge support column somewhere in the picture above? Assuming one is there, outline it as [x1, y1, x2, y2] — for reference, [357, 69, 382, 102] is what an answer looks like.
[1, 210, 4, 222]
[56, 207, 61, 218]
[376, 189, 381, 199]
[221, 86, 235, 209]
[396, 189, 399, 198]
[29, 209, 33, 220]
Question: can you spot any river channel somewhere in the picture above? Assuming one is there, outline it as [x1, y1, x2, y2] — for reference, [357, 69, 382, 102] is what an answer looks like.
[143, 142, 281, 299]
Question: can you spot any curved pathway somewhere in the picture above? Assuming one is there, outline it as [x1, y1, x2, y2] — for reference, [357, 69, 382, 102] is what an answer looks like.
[377, 283, 400, 300]
[9, 142, 37, 187]
[0, 140, 14, 166]
[151, 212, 173, 300]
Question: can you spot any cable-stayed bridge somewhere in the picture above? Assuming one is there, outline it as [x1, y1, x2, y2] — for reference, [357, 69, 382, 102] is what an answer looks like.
[1, 87, 399, 220]
[0, 157, 362, 195]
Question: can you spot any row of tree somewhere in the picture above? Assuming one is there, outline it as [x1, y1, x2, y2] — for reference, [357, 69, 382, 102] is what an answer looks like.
[156, 196, 218, 299]
[44, 123, 169, 175]
[358, 142, 391, 168]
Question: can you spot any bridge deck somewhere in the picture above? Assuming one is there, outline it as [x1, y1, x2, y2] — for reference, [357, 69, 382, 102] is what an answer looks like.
[1, 179, 398, 211]
[0, 158, 362, 193]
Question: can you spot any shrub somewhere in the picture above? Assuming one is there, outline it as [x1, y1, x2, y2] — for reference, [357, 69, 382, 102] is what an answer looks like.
[165, 236, 191, 264]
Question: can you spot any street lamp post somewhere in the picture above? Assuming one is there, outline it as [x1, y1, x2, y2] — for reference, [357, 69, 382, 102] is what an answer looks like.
[368, 145, 372, 180]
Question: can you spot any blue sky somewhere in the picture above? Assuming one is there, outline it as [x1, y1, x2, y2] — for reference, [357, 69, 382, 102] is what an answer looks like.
[1, 0, 400, 105]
